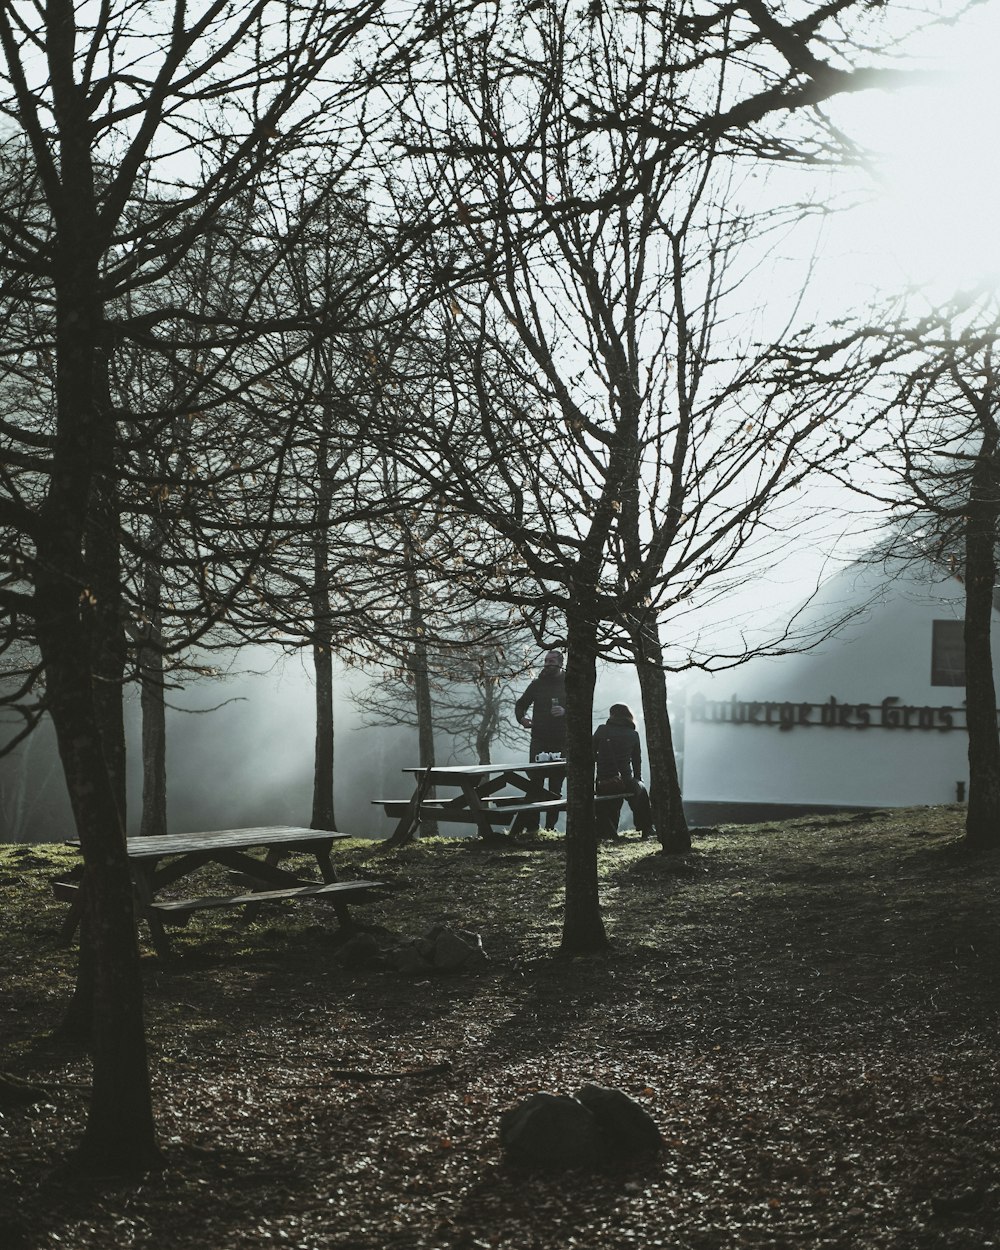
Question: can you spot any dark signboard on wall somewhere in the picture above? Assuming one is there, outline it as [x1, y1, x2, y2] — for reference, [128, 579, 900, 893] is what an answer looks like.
[687, 693, 979, 732]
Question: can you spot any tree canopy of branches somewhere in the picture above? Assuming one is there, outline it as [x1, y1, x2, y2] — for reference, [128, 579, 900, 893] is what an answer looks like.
[353, 609, 536, 761]
[0, 0, 409, 1176]
[769, 285, 1000, 849]
[385, 0, 918, 951]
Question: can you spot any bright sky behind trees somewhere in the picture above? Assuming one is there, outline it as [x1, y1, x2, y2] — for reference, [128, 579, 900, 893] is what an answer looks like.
[828, 0, 1000, 297]
[722, 2, 1000, 634]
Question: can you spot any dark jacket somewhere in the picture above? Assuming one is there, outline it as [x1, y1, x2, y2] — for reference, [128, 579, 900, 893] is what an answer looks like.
[514, 669, 567, 754]
[593, 718, 642, 783]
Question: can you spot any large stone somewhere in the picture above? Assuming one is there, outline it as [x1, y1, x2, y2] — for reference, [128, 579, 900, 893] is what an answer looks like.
[391, 945, 432, 974]
[334, 932, 381, 968]
[574, 1084, 663, 1158]
[433, 928, 486, 971]
[499, 1092, 602, 1170]
[390, 926, 488, 974]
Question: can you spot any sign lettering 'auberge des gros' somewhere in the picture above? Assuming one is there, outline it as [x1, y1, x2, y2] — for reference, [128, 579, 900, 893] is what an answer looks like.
[687, 693, 975, 732]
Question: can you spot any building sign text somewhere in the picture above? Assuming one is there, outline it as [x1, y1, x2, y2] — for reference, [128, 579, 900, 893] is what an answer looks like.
[688, 693, 968, 732]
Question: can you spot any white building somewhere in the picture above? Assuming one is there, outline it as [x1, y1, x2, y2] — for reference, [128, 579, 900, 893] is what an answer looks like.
[679, 550, 1000, 823]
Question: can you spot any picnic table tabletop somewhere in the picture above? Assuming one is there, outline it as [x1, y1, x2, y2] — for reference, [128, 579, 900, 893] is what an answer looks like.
[400, 760, 564, 777]
[123, 826, 349, 859]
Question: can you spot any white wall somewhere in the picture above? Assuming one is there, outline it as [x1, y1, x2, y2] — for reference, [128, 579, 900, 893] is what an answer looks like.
[681, 556, 1000, 810]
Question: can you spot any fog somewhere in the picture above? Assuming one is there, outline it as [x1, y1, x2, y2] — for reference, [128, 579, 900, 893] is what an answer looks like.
[0, 647, 644, 845]
[0, 524, 868, 847]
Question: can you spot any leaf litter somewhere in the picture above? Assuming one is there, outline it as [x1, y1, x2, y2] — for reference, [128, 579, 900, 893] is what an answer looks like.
[1, 807, 999, 1248]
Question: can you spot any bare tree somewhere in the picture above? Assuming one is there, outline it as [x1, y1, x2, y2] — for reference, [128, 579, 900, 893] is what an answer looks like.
[773, 287, 1000, 849]
[353, 612, 535, 764]
[193, 177, 450, 832]
[0, 0, 405, 1177]
[882, 304, 1000, 852]
[388, 0, 922, 951]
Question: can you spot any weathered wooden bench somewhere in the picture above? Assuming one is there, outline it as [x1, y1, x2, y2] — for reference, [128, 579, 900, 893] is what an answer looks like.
[373, 797, 571, 822]
[148, 879, 386, 925]
[53, 826, 387, 957]
[53, 875, 387, 937]
[374, 796, 620, 821]
[52, 876, 82, 904]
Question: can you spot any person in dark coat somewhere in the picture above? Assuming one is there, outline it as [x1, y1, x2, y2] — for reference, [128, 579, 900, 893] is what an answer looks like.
[512, 649, 566, 831]
[593, 703, 654, 840]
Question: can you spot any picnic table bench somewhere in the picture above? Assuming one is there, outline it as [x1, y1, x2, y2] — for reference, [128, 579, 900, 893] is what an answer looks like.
[375, 761, 619, 842]
[54, 826, 388, 958]
[375, 797, 568, 820]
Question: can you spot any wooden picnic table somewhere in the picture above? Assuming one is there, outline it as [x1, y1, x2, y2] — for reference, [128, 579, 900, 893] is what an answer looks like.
[374, 760, 571, 841]
[54, 826, 387, 958]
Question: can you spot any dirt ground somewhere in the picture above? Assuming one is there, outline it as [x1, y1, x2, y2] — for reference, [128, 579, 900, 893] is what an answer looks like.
[2, 806, 999, 1249]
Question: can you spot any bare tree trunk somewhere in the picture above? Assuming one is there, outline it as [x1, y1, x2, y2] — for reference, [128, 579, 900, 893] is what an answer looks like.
[36, 134, 160, 1164]
[561, 613, 607, 953]
[139, 650, 167, 839]
[475, 678, 500, 765]
[405, 550, 438, 837]
[964, 438, 1000, 849]
[87, 437, 128, 824]
[58, 340, 130, 1045]
[36, 571, 161, 1174]
[310, 412, 337, 830]
[139, 555, 167, 840]
[410, 631, 438, 837]
[311, 631, 337, 830]
[632, 619, 690, 853]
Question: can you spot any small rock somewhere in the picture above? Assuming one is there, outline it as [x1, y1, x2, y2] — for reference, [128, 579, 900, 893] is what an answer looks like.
[334, 932, 380, 969]
[931, 1186, 985, 1216]
[392, 945, 432, 974]
[434, 928, 487, 971]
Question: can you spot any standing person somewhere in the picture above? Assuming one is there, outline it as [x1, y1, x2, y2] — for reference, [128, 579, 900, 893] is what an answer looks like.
[512, 649, 567, 831]
[593, 704, 655, 841]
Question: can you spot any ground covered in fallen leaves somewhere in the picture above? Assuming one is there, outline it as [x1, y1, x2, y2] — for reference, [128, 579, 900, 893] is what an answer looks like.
[2, 806, 1000, 1249]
